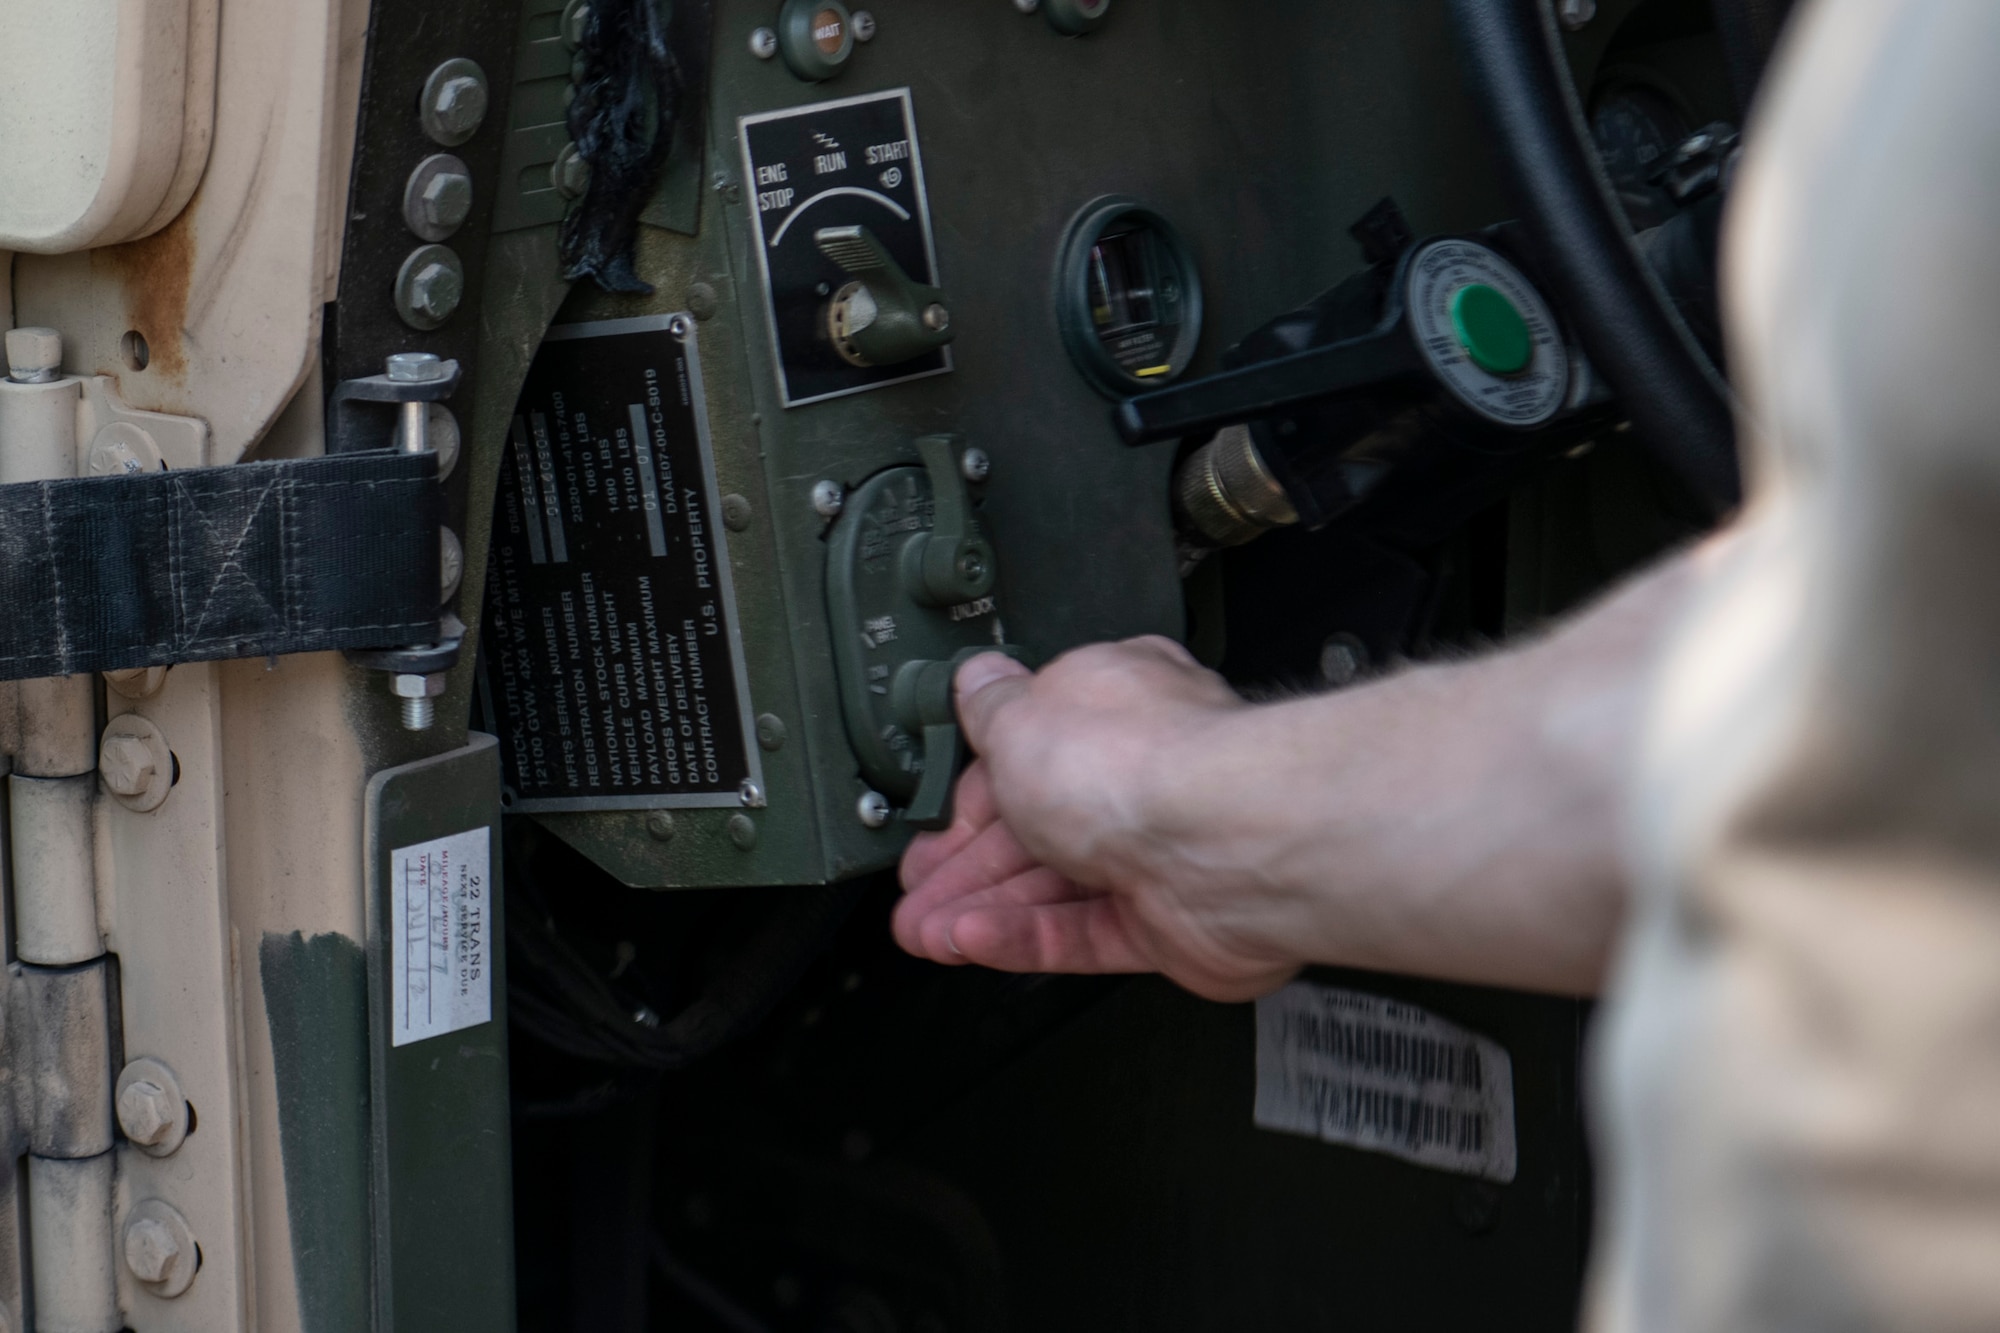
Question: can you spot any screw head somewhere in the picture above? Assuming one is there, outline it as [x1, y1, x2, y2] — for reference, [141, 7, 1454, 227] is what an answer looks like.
[411, 262, 463, 322]
[124, 1217, 181, 1284]
[551, 142, 591, 199]
[385, 351, 446, 383]
[728, 813, 759, 850]
[434, 75, 488, 137]
[721, 494, 753, 532]
[687, 281, 720, 320]
[100, 734, 157, 798]
[419, 171, 473, 232]
[117, 1079, 178, 1146]
[851, 9, 877, 40]
[750, 26, 779, 58]
[921, 303, 951, 332]
[1012, 0, 1039, 11]
[755, 714, 788, 752]
[644, 810, 676, 842]
[857, 791, 892, 829]
[812, 480, 845, 518]
[960, 447, 991, 484]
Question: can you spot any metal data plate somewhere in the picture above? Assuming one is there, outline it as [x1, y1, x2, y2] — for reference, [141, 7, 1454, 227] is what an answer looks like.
[478, 314, 764, 813]
[739, 87, 951, 406]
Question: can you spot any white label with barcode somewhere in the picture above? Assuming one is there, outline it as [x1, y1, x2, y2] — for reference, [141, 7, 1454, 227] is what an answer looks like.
[390, 828, 492, 1047]
[1254, 981, 1517, 1182]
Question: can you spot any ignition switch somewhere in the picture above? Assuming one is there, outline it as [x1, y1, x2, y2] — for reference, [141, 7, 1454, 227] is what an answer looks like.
[816, 225, 956, 368]
[826, 435, 1021, 830]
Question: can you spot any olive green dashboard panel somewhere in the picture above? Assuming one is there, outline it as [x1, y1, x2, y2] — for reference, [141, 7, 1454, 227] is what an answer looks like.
[493, 0, 1511, 888]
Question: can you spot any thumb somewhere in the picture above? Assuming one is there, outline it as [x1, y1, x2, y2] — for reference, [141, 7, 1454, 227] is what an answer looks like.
[955, 653, 1032, 756]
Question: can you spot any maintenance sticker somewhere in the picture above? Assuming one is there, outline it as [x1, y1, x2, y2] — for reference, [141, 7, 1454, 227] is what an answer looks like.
[390, 828, 491, 1048]
[479, 314, 761, 813]
[1253, 980, 1517, 1182]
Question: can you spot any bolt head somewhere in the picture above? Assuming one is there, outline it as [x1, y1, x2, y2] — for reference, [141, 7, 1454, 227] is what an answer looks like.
[749, 26, 779, 58]
[100, 734, 157, 798]
[124, 1217, 181, 1284]
[960, 447, 991, 484]
[117, 1079, 178, 1145]
[551, 144, 591, 199]
[812, 480, 845, 518]
[411, 262, 464, 322]
[391, 673, 449, 700]
[385, 351, 445, 383]
[433, 75, 488, 137]
[420, 171, 473, 232]
[857, 791, 892, 829]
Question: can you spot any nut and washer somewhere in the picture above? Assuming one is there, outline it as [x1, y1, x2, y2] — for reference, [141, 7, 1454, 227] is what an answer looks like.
[551, 142, 591, 199]
[123, 1199, 199, 1298]
[749, 26, 779, 58]
[403, 153, 474, 242]
[116, 1057, 190, 1157]
[100, 714, 174, 813]
[812, 480, 845, 519]
[421, 58, 490, 147]
[394, 245, 466, 331]
[392, 673, 449, 733]
[960, 447, 992, 484]
[386, 350, 448, 382]
[857, 790, 892, 830]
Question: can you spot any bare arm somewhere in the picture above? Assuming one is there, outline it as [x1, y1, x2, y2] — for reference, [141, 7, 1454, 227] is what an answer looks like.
[893, 537, 1723, 1000]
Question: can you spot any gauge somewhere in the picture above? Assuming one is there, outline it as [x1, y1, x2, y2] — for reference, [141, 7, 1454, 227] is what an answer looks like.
[1056, 197, 1204, 398]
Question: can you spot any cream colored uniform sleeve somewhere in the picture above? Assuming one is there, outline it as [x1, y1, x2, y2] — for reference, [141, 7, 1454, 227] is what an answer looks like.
[1587, 1, 2000, 1329]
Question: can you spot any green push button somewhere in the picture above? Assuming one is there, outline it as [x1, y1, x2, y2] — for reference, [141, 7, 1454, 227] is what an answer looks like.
[1449, 283, 1534, 376]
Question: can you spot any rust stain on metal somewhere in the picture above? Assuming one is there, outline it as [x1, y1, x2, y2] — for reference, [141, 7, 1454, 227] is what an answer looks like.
[97, 203, 199, 385]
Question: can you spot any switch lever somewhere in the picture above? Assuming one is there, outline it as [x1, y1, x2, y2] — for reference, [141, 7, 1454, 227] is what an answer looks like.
[816, 225, 956, 367]
[891, 647, 1028, 831]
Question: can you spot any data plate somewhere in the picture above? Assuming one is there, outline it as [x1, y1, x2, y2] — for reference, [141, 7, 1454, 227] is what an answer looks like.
[740, 87, 950, 406]
[479, 315, 762, 813]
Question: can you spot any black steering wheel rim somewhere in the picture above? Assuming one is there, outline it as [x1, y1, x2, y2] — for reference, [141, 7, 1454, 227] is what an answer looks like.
[1448, 0, 1742, 515]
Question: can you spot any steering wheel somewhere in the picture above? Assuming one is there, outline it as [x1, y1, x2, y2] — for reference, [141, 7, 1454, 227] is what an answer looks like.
[1447, 0, 1751, 515]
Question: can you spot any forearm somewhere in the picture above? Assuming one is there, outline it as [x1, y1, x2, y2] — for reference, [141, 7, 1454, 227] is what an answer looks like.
[1129, 542, 1720, 995]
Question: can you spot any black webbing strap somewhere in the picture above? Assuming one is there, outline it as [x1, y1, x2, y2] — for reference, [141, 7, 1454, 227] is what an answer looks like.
[0, 451, 441, 681]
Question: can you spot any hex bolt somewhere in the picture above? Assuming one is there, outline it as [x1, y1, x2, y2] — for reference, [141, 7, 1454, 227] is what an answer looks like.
[422, 59, 491, 146]
[4, 327, 61, 383]
[960, 447, 992, 484]
[551, 142, 591, 199]
[420, 170, 473, 234]
[412, 261, 463, 323]
[386, 351, 446, 383]
[750, 26, 779, 58]
[392, 673, 448, 732]
[852, 9, 877, 40]
[124, 1217, 180, 1284]
[857, 791, 892, 829]
[99, 734, 157, 799]
[812, 479, 845, 519]
[117, 1079, 178, 1147]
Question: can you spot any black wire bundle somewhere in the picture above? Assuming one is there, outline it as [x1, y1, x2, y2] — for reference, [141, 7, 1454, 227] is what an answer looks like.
[507, 846, 866, 1070]
[560, 0, 680, 293]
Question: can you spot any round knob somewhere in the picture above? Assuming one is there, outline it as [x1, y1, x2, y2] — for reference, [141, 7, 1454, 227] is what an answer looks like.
[778, 0, 855, 81]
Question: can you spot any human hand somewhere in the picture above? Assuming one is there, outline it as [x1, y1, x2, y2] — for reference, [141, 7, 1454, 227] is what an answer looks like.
[891, 638, 1304, 1002]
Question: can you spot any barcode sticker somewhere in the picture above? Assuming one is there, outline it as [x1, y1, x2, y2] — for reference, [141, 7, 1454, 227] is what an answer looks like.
[1254, 981, 1517, 1182]
[390, 829, 492, 1048]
